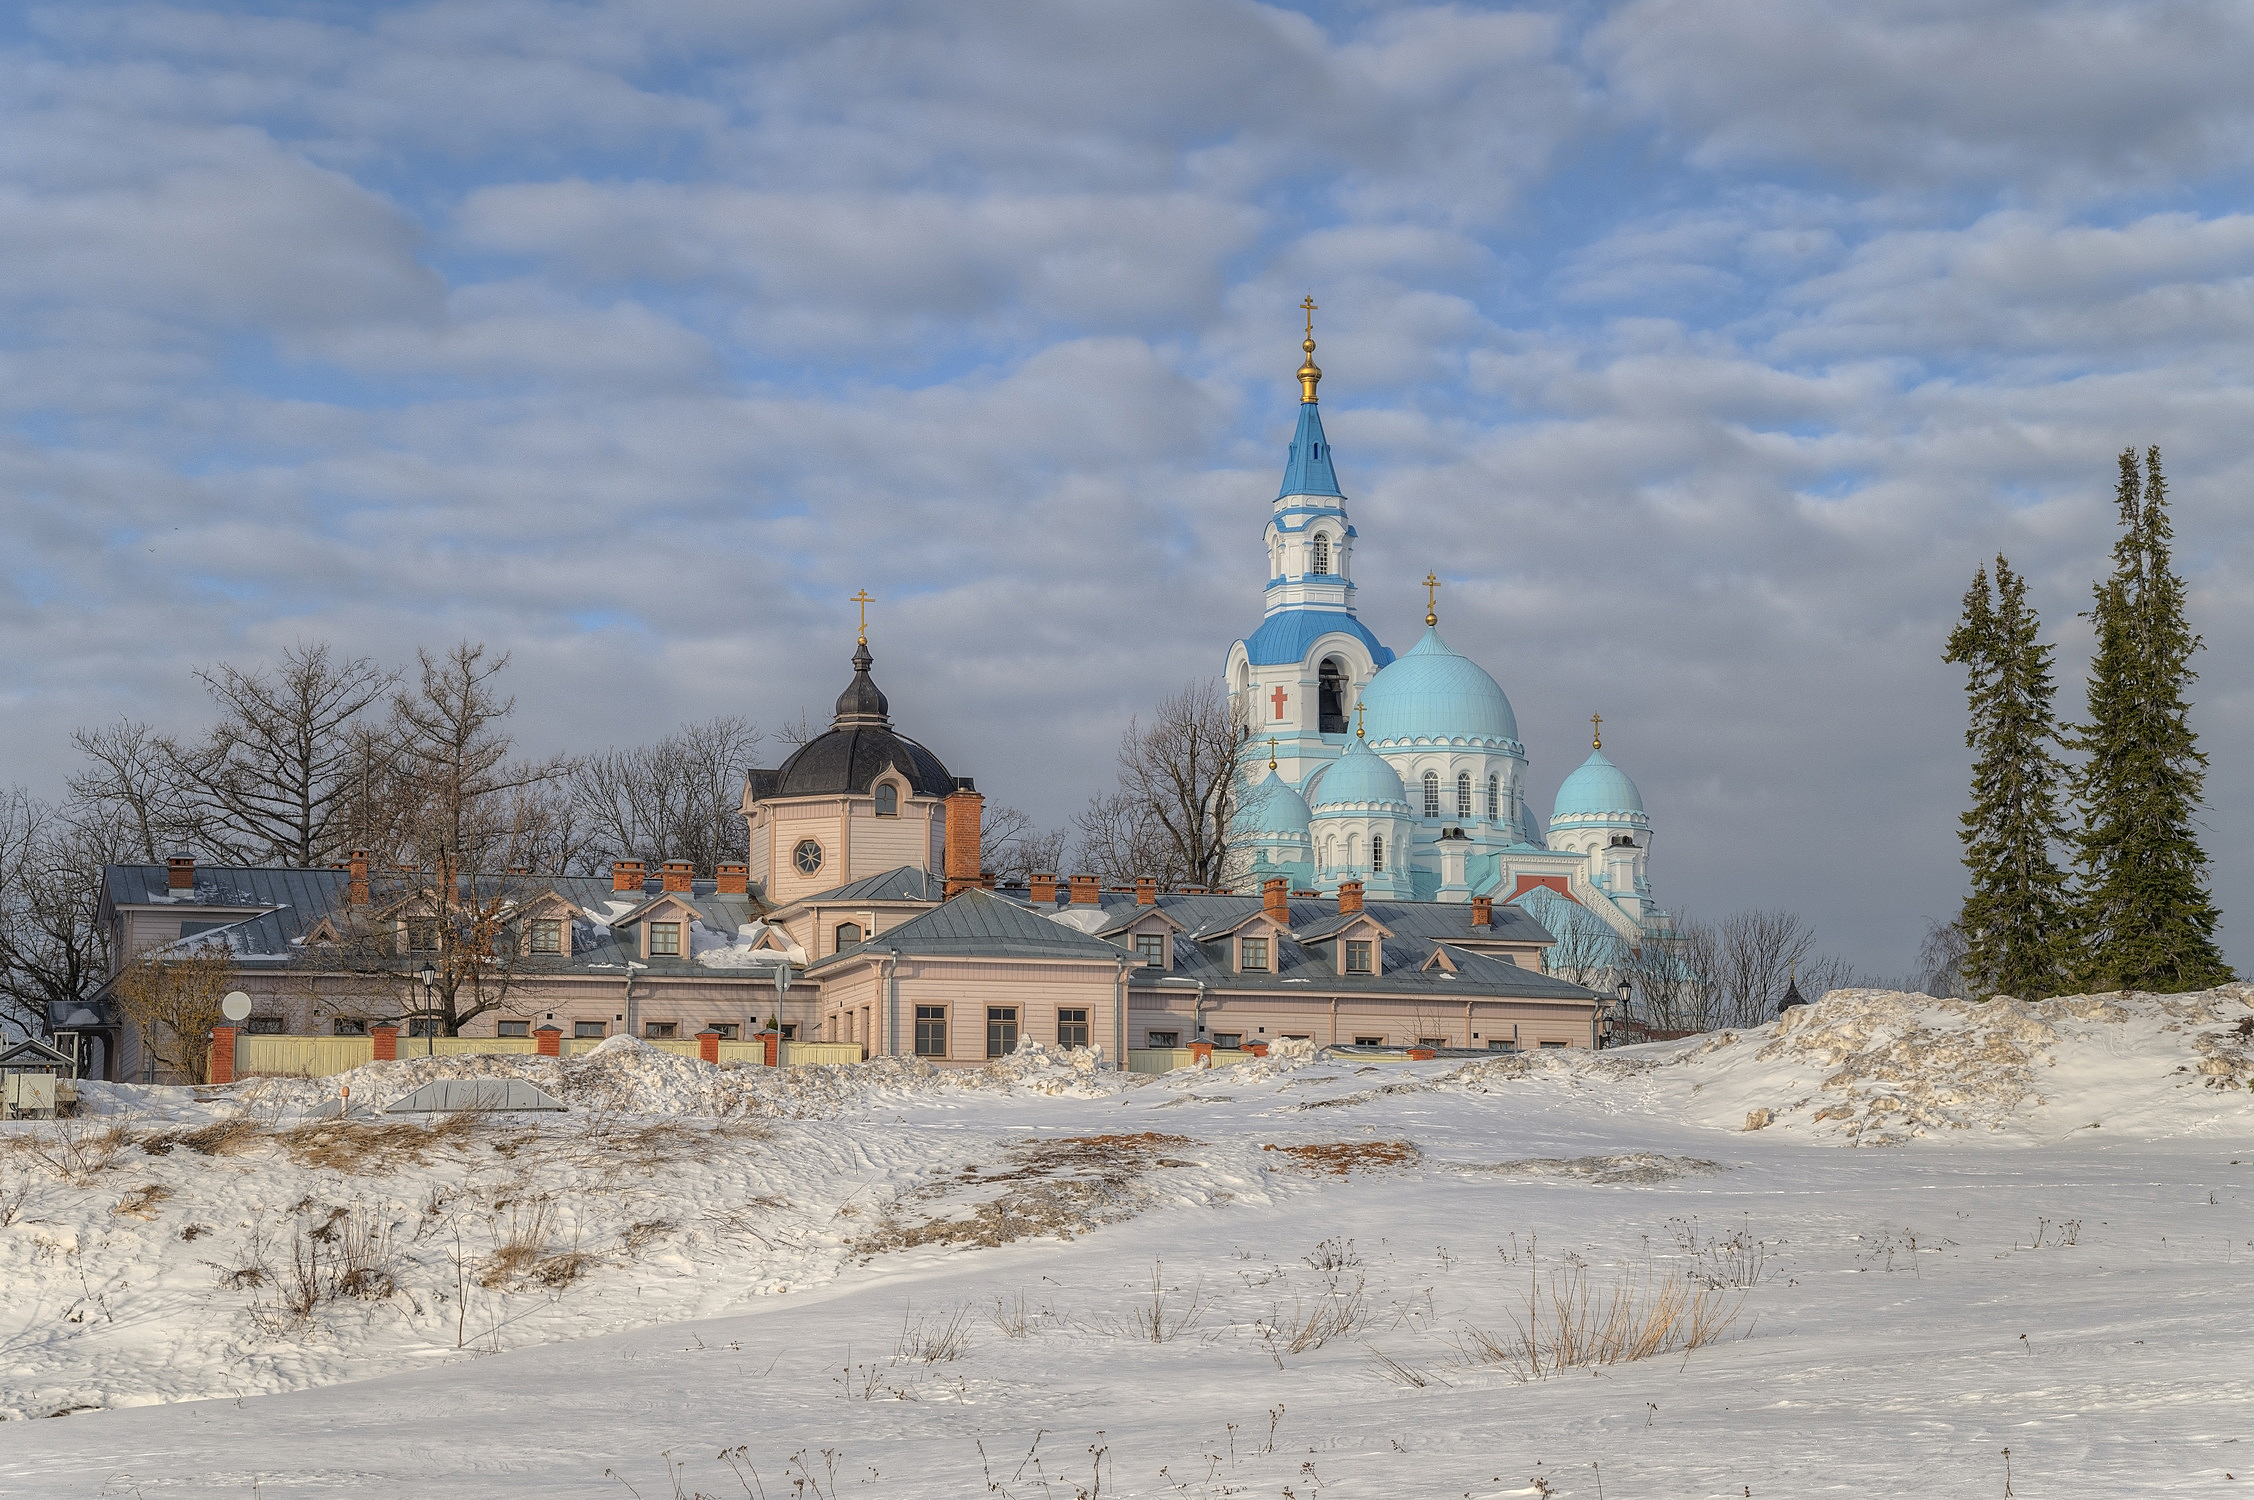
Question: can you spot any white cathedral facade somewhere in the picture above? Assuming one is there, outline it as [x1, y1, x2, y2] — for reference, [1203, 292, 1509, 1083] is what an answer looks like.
[1226, 319, 1667, 944]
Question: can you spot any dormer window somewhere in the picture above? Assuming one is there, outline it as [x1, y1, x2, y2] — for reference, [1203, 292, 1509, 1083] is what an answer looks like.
[1345, 939, 1373, 974]
[1135, 933, 1165, 966]
[406, 918, 440, 952]
[528, 919, 562, 955]
[873, 783, 898, 817]
[1239, 936, 1270, 972]
[648, 922, 682, 957]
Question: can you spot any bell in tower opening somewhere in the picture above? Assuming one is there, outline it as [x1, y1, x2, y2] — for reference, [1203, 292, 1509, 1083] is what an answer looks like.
[1318, 657, 1349, 734]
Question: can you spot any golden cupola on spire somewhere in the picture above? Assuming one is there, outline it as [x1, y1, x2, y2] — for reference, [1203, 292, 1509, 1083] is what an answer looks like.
[1297, 295, 1322, 402]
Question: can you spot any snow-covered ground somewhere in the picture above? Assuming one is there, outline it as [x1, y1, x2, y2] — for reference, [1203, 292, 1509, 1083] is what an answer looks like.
[2, 987, 2250, 1497]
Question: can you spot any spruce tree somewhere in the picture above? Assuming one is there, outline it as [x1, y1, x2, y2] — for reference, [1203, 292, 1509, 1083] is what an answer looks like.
[2069, 447, 2232, 992]
[1944, 556, 2073, 998]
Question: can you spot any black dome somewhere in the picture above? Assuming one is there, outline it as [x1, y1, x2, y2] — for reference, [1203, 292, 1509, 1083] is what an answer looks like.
[760, 642, 959, 800]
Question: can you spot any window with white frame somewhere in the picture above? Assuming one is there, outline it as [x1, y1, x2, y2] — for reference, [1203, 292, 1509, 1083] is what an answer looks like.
[1456, 773, 1473, 817]
[1422, 772, 1440, 818]
[648, 921, 681, 957]
[873, 783, 898, 817]
[1486, 775, 1500, 819]
[1372, 834, 1385, 872]
[1239, 936, 1270, 971]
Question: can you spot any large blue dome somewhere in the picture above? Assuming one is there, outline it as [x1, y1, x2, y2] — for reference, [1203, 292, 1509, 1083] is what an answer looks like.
[1359, 626, 1519, 745]
[1551, 747, 1644, 820]
[1309, 736, 1409, 813]
[1240, 768, 1312, 834]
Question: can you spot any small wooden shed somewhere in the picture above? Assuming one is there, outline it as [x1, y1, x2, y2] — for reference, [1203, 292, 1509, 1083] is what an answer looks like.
[1, 1037, 77, 1119]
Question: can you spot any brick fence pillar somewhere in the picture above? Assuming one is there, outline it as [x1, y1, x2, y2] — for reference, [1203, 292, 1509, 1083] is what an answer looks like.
[534, 1025, 561, 1058]
[1246, 1041, 1269, 1058]
[370, 1024, 398, 1063]
[1189, 1041, 1214, 1069]
[761, 1031, 780, 1067]
[696, 1030, 720, 1064]
[208, 1026, 237, 1085]
[1407, 1047, 1437, 1061]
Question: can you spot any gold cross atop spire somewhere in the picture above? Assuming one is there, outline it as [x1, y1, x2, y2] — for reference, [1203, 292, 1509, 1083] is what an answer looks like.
[1591, 712, 1603, 750]
[1354, 700, 1366, 739]
[1297, 296, 1322, 402]
[1267, 736, 1279, 772]
[1423, 571, 1441, 627]
[849, 589, 874, 645]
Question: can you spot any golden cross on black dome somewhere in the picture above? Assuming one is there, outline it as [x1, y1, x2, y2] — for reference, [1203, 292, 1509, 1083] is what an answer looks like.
[849, 589, 874, 645]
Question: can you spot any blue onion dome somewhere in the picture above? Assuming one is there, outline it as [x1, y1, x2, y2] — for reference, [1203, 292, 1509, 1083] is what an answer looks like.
[1359, 626, 1519, 746]
[1550, 746, 1645, 822]
[1309, 735, 1410, 813]
[1240, 768, 1312, 835]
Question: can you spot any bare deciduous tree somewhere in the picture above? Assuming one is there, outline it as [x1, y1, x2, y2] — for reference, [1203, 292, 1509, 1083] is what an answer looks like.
[67, 721, 208, 863]
[1519, 888, 1630, 988]
[161, 643, 398, 866]
[981, 805, 1067, 885]
[1914, 918, 1968, 998]
[1073, 680, 1246, 889]
[113, 948, 234, 1083]
[390, 644, 568, 873]
[1624, 910, 1864, 1032]
[569, 716, 760, 875]
[0, 788, 118, 1038]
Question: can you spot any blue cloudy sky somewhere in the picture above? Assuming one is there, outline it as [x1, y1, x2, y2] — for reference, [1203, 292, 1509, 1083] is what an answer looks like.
[4, 0, 2253, 974]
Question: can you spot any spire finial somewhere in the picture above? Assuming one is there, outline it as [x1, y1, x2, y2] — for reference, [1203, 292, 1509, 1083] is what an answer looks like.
[1267, 736, 1278, 772]
[1297, 296, 1322, 403]
[1423, 571, 1441, 627]
[849, 589, 874, 645]
[1590, 712, 1603, 751]
[1354, 700, 1365, 739]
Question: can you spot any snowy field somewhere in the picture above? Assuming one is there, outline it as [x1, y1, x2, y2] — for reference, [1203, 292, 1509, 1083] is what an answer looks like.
[2, 987, 2250, 1498]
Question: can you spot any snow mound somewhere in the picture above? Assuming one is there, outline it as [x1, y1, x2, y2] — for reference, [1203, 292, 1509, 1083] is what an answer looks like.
[1447, 984, 2254, 1144]
[223, 1037, 1132, 1118]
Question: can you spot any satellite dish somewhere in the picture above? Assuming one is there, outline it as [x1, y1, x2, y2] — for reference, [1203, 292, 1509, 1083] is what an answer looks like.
[220, 991, 253, 1022]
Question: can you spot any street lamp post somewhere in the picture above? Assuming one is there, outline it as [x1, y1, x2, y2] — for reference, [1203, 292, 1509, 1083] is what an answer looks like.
[416, 963, 438, 1057]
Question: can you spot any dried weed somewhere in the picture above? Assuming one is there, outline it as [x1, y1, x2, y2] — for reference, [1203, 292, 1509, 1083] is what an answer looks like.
[1262, 1140, 1420, 1175]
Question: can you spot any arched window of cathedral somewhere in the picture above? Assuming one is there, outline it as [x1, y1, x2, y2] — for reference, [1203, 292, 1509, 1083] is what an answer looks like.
[1371, 834, 1385, 872]
[1323, 835, 1336, 870]
[1347, 834, 1360, 867]
[1318, 658, 1348, 734]
[1311, 533, 1330, 575]
[1455, 773, 1473, 817]
[873, 783, 898, 817]
[1421, 772, 1440, 819]
[1486, 775, 1500, 819]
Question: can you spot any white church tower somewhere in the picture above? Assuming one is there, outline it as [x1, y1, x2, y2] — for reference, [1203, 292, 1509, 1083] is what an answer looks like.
[1223, 299, 1393, 792]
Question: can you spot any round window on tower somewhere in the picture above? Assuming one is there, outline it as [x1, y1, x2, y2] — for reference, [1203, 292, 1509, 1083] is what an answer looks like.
[792, 839, 824, 876]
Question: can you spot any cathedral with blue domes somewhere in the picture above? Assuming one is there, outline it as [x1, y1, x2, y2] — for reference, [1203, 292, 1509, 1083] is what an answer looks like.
[1227, 309, 1667, 943]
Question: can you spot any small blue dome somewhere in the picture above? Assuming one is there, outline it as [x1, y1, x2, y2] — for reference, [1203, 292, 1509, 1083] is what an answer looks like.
[1359, 626, 1518, 745]
[1240, 769, 1311, 835]
[1551, 747, 1644, 820]
[1310, 737, 1409, 813]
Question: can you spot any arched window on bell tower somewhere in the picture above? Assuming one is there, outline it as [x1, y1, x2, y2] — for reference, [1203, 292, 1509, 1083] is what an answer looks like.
[1318, 657, 1348, 734]
[1311, 533, 1330, 576]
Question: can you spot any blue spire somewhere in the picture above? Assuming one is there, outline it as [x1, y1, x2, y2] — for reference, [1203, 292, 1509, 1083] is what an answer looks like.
[1277, 400, 1344, 500]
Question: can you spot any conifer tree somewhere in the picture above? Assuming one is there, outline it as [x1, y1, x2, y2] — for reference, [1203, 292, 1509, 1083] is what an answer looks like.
[1944, 556, 2072, 998]
[2069, 447, 2232, 992]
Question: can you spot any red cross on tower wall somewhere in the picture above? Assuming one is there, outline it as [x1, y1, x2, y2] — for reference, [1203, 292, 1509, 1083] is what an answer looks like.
[1269, 685, 1289, 720]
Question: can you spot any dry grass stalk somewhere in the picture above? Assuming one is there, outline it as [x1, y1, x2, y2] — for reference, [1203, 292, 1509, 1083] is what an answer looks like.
[1122, 1259, 1207, 1343]
[21, 1121, 136, 1185]
[895, 1303, 974, 1363]
[275, 1113, 476, 1172]
[140, 1117, 264, 1158]
[113, 1183, 172, 1220]
[1456, 1257, 1747, 1381]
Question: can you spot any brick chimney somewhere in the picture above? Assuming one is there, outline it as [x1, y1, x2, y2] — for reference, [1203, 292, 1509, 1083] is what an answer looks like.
[714, 863, 749, 894]
[1069, 874, 1100, 905]
[943, 784, 983, 898]
[1031, 873, 1058, 904]
[1263, 877, 1289, 921]
[612, 859, 645, 893]
[347, 849, 370, 905]
[1470, 894, 1493, 926]
[1135, 876, 1157, 905]
[661, 860, 694, 893]
[167, 854, 195, 891]
[1338, 880, 1364, 915]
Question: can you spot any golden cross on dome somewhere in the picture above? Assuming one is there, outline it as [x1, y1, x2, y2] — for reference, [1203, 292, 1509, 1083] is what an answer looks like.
[1423, 571, 1441, 627]
[1267, 736, 1279, 771]
[1301, 295, 1317, 341]
[1297, 296, 1322, 401]
[1591, 712, 1603, 750]
[1354, 700, 1366, 739]
[849, 589, 874, 645]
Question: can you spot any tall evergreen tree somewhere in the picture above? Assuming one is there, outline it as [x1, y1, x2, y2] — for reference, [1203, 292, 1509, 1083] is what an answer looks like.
[2070, 447, 2232, 992]
[1944, 556, 2073, 998]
